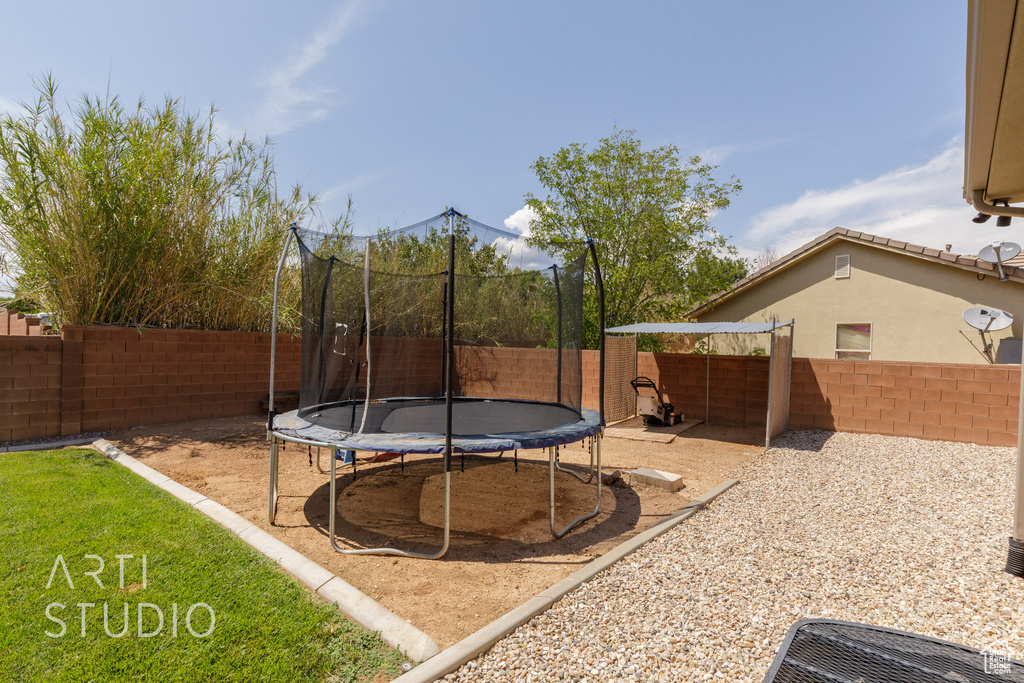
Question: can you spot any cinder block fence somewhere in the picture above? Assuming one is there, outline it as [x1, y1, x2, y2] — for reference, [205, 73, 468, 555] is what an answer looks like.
[1, 326, 1021, 447]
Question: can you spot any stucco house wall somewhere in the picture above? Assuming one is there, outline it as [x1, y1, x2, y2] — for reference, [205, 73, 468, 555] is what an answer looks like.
[693, 233, 1024, 363]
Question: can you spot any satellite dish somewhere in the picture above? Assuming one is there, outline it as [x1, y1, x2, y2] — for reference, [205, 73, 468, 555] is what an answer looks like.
[963, 307, 1014, 332]
[978, 241, 1021, 281]
[978, 241, 1022, 264]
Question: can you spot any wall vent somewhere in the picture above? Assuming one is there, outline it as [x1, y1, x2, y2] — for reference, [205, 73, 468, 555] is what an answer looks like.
[835, 254, 851, 279]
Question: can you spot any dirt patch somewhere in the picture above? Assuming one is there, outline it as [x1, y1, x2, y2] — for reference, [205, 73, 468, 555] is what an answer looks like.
[106, 416, 761, 648]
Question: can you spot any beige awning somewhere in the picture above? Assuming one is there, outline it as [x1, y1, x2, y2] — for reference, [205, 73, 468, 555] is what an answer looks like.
[965, 0, 1024, 212]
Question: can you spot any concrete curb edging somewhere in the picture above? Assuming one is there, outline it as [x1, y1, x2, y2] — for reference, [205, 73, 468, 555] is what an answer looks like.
[0, 436, 100, 453]
[89, 439, 441, 663]
[392, 477, 741, 683]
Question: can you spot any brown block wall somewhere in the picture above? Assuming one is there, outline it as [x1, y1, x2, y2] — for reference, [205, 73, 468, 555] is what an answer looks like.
[790, 358, 1021, 447]
[61, 326, 301, 434]
[457, 346, 561, 403]
[4, 324, 1023, 449]
[0, 336, 63, 441]
[1, 309, 51, 336]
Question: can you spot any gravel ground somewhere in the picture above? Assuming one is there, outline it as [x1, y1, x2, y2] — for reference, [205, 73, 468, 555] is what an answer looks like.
[443, 430, 1024, 682]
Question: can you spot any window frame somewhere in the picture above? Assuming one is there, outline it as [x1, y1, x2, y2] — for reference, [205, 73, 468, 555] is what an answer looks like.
[835, 322, 872, 360]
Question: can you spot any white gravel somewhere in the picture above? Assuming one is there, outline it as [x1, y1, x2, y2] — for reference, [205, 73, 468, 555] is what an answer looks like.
[443, 430, 1024, 682]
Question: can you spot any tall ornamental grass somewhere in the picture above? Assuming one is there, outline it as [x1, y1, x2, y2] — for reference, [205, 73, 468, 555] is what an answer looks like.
[0, 76, 338, 331]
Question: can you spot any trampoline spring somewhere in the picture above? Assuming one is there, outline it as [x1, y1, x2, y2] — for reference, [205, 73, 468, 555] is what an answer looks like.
[514, 449, 518, 473]
[308, 445, 312, 467]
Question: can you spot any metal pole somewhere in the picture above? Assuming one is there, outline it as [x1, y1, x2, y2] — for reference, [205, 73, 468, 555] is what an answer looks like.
[705, 335, 711, 424]
[268, 436, 279, 524]
[268, 225, 296, 434]
[550, 434, 603, 538]
[357, 236, 371, 434]
[786, 318, 795, 432]
[553, 265, 562, 404]
[445, 233, 455, 475]
[587, 239, 606, 425]
[1009, 358, 1024, 576]
[766, 318, 777, 449]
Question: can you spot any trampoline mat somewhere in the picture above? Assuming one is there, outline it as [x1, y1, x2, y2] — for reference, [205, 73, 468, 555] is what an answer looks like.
[273, 398, 601, 454]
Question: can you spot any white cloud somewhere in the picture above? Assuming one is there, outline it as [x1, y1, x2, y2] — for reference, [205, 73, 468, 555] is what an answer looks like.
[503, 205, 537, 237]
[744, 140, 987, 258]
[697, 137, 791, 166]
[244, 1, 364, 136]
[492, 205, 552, 269]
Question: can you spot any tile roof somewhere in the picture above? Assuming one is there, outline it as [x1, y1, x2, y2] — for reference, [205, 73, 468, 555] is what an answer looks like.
[689, 227, 1024, 317]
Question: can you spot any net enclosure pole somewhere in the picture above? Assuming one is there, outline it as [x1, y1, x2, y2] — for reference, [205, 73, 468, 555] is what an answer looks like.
[588, 239, 606, 425]
[330, 234, 455, 560]
[357, 236, 371, 434]
[268, 224, 297, 433]
[553, 264, 562, 404]
[267, 224, 295, 525]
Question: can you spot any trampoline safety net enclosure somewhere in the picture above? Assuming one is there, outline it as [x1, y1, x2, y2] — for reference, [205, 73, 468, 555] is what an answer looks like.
[267, 210, 607, 559]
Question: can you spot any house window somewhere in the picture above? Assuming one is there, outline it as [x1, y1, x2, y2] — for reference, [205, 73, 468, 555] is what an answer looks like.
[835, 254, 851, 279]
[836, 323, 871, 359]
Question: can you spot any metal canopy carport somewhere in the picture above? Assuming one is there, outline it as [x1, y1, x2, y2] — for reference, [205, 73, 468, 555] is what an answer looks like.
[605, 320, 794, 448]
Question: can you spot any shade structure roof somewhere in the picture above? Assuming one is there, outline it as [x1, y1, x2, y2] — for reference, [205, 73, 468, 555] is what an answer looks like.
[605, 321, 791, 335]
[965, 0, 1024, 208]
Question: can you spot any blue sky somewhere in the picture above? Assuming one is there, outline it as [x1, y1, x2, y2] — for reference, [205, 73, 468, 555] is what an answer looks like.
[0, 0, 980, 278]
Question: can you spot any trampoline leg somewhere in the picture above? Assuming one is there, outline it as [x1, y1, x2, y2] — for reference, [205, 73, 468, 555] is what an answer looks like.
[316, 447, 329, 474]
[550, 435, 603, 539]
[268, 436, 279, 525]
[554, 439, 597, 483]
[330, 456, 451, 560]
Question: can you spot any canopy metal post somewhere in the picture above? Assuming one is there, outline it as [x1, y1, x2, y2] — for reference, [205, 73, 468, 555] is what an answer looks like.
[766, 318, 777, 449]
[705, 335, 711, 424]
[786, 318, 795, 432]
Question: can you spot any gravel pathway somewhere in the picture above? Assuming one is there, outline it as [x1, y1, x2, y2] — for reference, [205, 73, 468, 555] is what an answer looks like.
[443, 430, 1024, 682]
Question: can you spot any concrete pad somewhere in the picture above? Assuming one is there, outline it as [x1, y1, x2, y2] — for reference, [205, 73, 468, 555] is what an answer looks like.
[628, 467, 685, 492]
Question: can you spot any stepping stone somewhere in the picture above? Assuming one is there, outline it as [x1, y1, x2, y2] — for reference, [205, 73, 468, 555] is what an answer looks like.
[627, 467, 685, 493]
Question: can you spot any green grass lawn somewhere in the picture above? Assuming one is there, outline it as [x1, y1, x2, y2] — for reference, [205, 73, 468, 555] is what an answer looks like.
[0, 448, 405, 682]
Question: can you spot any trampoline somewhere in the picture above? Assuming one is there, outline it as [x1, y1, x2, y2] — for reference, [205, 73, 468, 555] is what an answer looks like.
[266, 209, 606, 559]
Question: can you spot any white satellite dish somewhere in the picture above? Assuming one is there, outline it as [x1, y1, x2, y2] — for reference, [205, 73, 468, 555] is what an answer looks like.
[963, 306, 1014, 332]
[977, 241, 1021, 281]
[978, 241, 1022, 263]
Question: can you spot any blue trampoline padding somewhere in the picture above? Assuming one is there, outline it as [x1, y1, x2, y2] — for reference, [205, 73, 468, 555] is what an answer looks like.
[272, 398, 601, 454]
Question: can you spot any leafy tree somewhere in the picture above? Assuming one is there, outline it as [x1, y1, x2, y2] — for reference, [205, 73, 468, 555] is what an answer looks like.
[524, 128, 746, 349]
